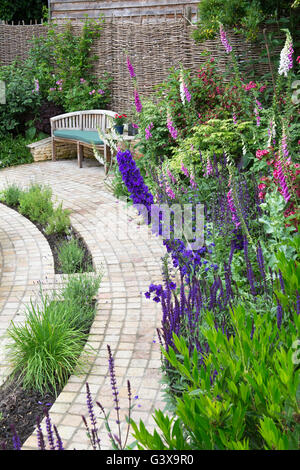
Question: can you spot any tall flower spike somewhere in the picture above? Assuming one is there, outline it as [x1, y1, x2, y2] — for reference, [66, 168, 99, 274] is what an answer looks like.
[278, 31, 293, 77]
[134, 88, 142, 113]
[167, 112, 178, 139]
[219, 24, 232, 54]
[127, 56, 135, 78]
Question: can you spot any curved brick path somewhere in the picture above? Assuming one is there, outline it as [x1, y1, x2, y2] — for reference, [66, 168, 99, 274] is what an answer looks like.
[0, 159, 166, 450]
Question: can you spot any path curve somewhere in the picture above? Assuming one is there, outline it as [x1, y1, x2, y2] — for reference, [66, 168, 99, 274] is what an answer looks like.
[0, 160, 166, 450]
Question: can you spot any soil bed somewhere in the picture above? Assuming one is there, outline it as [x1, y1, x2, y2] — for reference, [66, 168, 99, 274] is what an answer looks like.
[0, 203, 96, 449]
[0, 376, 57, 450]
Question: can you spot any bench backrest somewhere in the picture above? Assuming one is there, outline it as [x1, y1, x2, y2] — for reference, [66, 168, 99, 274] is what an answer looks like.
[50, 110, 117, 134]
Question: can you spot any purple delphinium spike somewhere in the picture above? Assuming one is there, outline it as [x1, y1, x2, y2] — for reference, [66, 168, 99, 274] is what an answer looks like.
[296, 292, 300, 315]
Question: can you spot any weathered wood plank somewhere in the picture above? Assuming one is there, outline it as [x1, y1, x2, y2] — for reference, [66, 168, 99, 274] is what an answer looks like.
[51, 8, 197, 19]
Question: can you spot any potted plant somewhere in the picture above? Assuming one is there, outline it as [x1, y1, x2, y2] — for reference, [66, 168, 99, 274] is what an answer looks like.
[113, 113, 127, 134]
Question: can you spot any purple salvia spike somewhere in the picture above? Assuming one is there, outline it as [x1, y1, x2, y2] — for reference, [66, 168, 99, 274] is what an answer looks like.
[276, 298, 283, 329]
[10, 424, 21, 450]
[36, 417, 46, 450]
[53, 425, 64, 450]
[44, 409, 56, 451]
[278, 270, 286, 294]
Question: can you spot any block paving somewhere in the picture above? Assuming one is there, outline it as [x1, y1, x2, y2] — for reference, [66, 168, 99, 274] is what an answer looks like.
[0, 159, 167, 450]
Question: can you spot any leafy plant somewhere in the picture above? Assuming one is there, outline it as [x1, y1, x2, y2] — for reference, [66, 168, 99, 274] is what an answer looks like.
[18, 184, 54, 226]
[5, 273, 101, 395]
[131, 304, 300, 450]
[57, 238, 86, 274]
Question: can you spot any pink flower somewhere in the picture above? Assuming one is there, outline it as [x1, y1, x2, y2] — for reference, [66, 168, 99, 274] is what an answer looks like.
[181, 163, 189, 177]
[127, 56, 136, 78]
[219, 24, 232, 54]
[227, 189, 240, 228]
[145, 122, 154, 140]
[80, 78, 86, 83]
[134, 89, 142, 113]
[167, 113, 178, 139]
[98, 89, 104, 94]
[256, 149, 269, 160]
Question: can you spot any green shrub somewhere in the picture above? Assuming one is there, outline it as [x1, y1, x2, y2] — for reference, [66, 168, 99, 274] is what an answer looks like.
[57, 238, 86, 274]
[6, 295, 88, 395]
[131, 305, 300, 450]
[6, 274, 101, 395]
[0, 135, 33, 169]
[18, 184, 54, 226]
[44, 202, 71, 236]
[0, 183, 23, 207]
[62, 273, 101, 310]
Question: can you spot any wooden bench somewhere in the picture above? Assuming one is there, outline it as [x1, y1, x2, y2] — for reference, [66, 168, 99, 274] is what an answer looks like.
[50, 110, 117, 174]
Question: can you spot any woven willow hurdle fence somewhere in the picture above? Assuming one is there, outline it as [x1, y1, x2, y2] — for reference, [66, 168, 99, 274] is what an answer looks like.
[0, 16, 282, 116]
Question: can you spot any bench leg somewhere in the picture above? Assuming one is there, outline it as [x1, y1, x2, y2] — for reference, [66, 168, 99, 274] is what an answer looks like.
[77, 142, 83, 168]
[52, 137, 56, 161]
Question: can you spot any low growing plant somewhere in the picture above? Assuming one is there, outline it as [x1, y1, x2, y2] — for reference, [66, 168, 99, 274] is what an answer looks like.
[131, 304, 300, 450]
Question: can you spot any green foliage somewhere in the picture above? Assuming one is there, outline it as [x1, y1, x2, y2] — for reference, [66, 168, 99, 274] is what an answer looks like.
[0, 0, 47, 23]
[18, 184, 53, 225]
[6, 294, 87, 394]
[57, 238, 86, 274]
[6, 274, 101, 395]
[258, 190, 297, 268]
[131, 305, 300, 450]
[0, 64, 42, 135]
[4, 182, 71, 235]
[193, 0, 299, 42]
[0, 183, 23, 207]
[44, 203, 71, 236]
[26, 17, 112, 113]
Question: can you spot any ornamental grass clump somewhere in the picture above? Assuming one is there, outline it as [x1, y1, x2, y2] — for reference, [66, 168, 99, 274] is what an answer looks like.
[5, 274, 101, 395]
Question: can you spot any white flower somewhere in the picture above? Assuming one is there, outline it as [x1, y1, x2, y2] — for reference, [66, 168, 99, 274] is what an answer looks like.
[179, 71, 185, 105]
[278, 32, 293, 77]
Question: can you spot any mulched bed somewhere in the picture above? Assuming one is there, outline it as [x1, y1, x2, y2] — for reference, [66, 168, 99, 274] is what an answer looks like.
[0, 202, 96, 449]
[1, 201, 94, 274]
[0, 376, 57, 450]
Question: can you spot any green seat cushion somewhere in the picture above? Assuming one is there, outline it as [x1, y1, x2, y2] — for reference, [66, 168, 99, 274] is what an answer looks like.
[53, 129, 104, 145]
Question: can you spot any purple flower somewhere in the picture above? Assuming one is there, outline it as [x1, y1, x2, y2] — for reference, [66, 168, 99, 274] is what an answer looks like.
[145, 122, 154, 140]
[127, 56, 136, 78]
[167, 113, 178, 139]
[134, 89, 142, 113]
[219, 24, 232, 54]
[227, 189, 240, 228]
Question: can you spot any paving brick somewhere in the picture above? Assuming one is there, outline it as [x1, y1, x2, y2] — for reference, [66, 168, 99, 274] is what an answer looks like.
[0, 159, 165, 450]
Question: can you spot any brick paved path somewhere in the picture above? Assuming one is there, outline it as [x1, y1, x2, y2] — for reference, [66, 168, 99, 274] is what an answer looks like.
[0, 159, 166, 450]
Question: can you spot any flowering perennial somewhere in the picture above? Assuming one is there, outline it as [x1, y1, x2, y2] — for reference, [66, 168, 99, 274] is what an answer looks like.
[167, 113, 178, 139]
[278, 32, 294, 77]
[219, 24, 232, 54]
